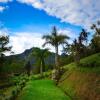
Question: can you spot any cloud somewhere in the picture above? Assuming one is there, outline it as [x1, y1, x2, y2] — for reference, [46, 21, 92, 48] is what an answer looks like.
[9, 32, 63, 55]
[58, 29, 78, 41]
[0, 0, 12, 3]
[0, 26, 8, 35]
[0, 26, 75, 55]
[0, 0, 12, 12]
[0, 25, 76, 55]
[0, 6, 6, 12]
[7, 31, 72, 55]
[9, 32, 45, 54]
[17, 0, 100, 29]
[17, 0, 43, 9]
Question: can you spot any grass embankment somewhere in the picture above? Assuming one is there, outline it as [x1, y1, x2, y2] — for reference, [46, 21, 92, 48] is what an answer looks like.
[17, 79, 71, 100]
[58, 53, 100, 100]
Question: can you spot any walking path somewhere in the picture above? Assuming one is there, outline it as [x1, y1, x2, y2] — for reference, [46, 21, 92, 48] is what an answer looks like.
[17, 79, 71, 100]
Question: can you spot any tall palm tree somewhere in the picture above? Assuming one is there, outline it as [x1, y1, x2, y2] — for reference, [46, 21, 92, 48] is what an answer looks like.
[91, 21, 100, 53]
[31, 48, 50, 76]
[42, 26, 69, 69]
[80, 29, 89, 44]
[71, 29, 89, 65]
[91, 21, 100, 35]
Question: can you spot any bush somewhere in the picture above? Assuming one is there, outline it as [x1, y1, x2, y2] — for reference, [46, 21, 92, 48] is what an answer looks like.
[12, 90, 17, 99]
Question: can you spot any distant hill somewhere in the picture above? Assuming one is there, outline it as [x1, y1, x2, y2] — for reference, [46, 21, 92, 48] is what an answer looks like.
[58, 53, 100, 100]
[4, 47, 55, 73]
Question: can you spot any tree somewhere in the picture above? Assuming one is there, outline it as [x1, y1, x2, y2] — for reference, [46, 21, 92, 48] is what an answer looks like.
[42, 26, 69, 70]
[31, 48, 50, 76]
[90, 21, 100, 53]
[71, 29, 89, 65]
[91, 21, 100, 35]
[25, 61, 31, 76]
[0, 35, 12, 72]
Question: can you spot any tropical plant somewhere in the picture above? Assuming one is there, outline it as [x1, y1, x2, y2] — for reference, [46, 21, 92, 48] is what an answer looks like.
[91, 21, 100, 35]
[71, 29, 89, 65]
[31, 48, 50, 76]
[42, 26, 69, 69]
[90, 21, 100, 53]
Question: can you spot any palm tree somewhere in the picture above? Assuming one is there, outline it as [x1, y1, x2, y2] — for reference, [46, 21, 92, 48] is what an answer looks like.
[80, 29, 89, 44]
[31, 48, 50, 76]
[71, 29, 89, 65]
[91, 21, 100, 35]
[91, 21, 100, 53]
[42, 26, 69, 70]
[72, 39, 81, 65]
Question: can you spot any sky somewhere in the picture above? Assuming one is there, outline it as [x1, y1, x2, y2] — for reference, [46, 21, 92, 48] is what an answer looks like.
[0, 0, 100, 55]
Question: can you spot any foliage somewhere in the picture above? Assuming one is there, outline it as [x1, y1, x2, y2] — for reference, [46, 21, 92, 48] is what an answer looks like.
[0, 35, 12, 73]
[71, 29, 89, 65]
[1, 60, 25, 74]
[42, 26, 69, 69]
[0, 74, 29, 100]
[79, 53, 100, 67]
[25, 61, 31, 76]
[90, 21, 100, 53]
[59, 54, 74, 66]
[90, 35, 100, 53]
[59, 53, 100, 100]
[31, 48, 50, 76]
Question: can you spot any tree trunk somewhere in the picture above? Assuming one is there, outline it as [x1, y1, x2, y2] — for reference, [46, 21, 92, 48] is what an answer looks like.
[40, 61, 43, 77]
[52, 46, 60, 82]
[42, 59, 45, 72]
[55, 46, 59, 69]
[75, 52, 80, 65]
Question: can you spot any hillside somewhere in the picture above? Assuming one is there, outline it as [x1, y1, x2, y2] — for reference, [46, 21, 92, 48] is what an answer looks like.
[4, 47, 55, 74]
[58, 53, 100, 100]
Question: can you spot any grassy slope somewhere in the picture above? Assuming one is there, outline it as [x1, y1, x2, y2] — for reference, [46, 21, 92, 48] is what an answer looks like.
[58, 53, 100, 100]
[17, 79, 70, 100]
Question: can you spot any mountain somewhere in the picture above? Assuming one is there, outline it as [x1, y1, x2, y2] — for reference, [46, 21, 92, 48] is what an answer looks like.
[5, 47, 55, 73]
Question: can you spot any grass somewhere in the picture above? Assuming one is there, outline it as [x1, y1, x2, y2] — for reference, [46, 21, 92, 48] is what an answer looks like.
[63, 53, 100, 73]
[17, 79, 71, 100]
[80, 53, 100, 67]
[59, 53, 100, 100]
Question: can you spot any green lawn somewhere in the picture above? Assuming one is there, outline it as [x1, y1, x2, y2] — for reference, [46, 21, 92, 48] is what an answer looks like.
[17, 79, 70, 100]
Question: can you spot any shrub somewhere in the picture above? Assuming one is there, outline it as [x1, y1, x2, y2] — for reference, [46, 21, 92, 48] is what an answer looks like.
[12, 90, 17, 99]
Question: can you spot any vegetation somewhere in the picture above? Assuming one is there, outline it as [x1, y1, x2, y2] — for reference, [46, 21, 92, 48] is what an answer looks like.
[58, 53, 100, 100]
[90, 21, 100, 53]
[0, 21, 100, 100]
[25, 61, 31, 76]
[42, 26, 69, 69]
[42, 26, 69, 80]
[17, 79, 70, 100]
[31, 48, 50, 76]
[0, 35, 12, 77]
[0, 74, 29, 100]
